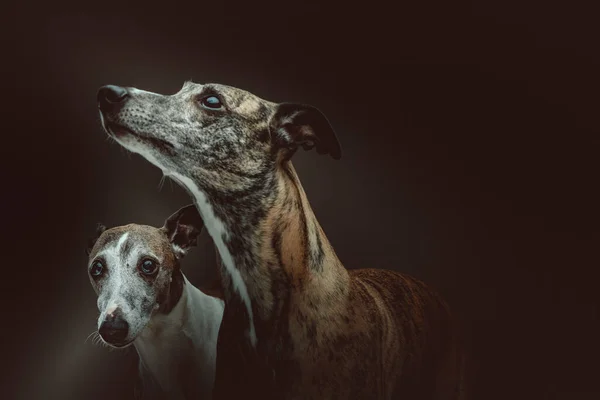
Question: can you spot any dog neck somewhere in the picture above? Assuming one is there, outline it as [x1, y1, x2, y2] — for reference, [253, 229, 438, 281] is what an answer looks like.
[258, 163, 350, 315]
[138, 274, 190, 342]
[134, 274, 223, 397]
[172, 162, 350, 345]
[136, 274, 223, 344]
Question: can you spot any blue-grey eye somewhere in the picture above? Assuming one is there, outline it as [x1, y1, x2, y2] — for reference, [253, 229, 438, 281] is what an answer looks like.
[200, 95, 223, 110]
[90, 260, 104, 277]
[140, 259, 158, 275]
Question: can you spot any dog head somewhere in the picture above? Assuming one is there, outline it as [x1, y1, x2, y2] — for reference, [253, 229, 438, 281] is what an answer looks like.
[86, 205, 203, 348]
[96, 82, 341, 193]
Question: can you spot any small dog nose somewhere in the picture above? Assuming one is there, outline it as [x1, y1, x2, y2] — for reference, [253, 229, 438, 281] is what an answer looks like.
[97, 85, 129, 110]
[99, 314, 129, 344]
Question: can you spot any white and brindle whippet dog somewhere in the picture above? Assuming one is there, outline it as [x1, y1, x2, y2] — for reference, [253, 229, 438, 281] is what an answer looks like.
[86, 205, 224, 400]
[96, 82, 467, 399]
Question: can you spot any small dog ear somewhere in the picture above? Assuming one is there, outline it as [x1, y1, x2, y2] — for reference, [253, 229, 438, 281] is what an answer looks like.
[162, 204, 204, 259]
[269, 103, 342, 161]
[86, 223, 107, 256]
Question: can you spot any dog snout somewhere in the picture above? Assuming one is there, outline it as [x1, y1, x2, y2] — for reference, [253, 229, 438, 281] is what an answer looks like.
[97, 85, 129, 111]
[99, 312, 130, 345]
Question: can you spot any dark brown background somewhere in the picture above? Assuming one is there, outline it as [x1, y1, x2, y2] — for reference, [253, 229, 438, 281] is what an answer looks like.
[2, 1, 598, 399]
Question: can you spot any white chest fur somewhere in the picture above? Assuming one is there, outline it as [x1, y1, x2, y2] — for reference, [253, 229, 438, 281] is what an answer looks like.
[172, 173, 258, 347]
[134, 276, 224, 399]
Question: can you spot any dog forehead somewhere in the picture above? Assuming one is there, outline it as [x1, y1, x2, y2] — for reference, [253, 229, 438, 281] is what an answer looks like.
[209, 83, 255, 99]
[183, 81, 254, 98]
[89, 224, 171, 260]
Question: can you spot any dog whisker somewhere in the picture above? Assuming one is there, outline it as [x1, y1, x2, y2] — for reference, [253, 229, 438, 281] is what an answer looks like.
[88, 331, 104, 347]
[85, 330, 98, 345]
[157, 175, 166, 191]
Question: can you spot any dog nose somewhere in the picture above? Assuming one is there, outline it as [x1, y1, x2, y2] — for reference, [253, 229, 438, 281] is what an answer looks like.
[99, 313, 129, 344]
[97, 85, 129, 110]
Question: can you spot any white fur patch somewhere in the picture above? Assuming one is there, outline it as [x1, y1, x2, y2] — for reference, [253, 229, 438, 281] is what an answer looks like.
[172, 173, 258, 347]
[171, 243, 186, 258]
[115, 232, 129, 254]
[135, 275, 224, 396]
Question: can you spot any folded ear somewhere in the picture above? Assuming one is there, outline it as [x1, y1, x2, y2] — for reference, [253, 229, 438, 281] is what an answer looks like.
[161, 205, 204, 259]
[86, 223, 107, 256]
[269, 103, 341, 160]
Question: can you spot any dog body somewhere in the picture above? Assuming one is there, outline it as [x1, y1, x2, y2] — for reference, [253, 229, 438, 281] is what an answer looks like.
[97, 82, 466, 399]
[86, 206, 224, 400]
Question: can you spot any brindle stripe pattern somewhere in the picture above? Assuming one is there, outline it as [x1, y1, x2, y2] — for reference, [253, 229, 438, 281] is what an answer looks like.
[212, 162, 464, 399]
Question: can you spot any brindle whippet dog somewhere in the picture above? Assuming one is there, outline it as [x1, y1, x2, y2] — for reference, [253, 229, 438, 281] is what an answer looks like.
[96, 82, 466, 399]
[86, 205, 224, 400]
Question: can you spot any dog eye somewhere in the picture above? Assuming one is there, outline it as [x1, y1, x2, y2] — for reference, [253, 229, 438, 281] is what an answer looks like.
[139, 259, 158, 275]
[199, 95, 223, 110]
[90, 260, 104, 277]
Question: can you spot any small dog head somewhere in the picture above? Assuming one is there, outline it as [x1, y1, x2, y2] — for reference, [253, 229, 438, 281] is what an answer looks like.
[96, 82, 341, 193]
[86, 205, 203, 348]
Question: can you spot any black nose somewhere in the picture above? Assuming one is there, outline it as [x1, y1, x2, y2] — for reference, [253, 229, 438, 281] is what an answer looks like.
[99, 313, 129, 345]
[97, 85, 129, 110]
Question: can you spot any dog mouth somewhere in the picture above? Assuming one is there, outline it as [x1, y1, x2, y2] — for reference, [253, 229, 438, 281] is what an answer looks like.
[101, 338, 134, 349]
[105, 122, 175, 154]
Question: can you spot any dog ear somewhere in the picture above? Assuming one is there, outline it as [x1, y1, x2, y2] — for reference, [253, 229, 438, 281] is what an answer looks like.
[86, 223, 107, 256]
[269, 103, 341, 160]
[162, 204, 204, 259]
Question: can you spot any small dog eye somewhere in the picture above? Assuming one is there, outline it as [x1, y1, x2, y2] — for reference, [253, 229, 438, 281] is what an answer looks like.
[90, 260, 104, 277]
[199, 95, 223, 110]
[140, 259, 158, 275]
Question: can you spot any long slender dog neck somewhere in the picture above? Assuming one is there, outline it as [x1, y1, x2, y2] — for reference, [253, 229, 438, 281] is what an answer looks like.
[265, 163, 350, 306]
[255, 162, 351, 326]
[183, 162, 349, 340]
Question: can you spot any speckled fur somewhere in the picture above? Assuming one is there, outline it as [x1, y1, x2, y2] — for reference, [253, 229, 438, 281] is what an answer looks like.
[87, 224, 182, 339]
[98, 82, 466, 399]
